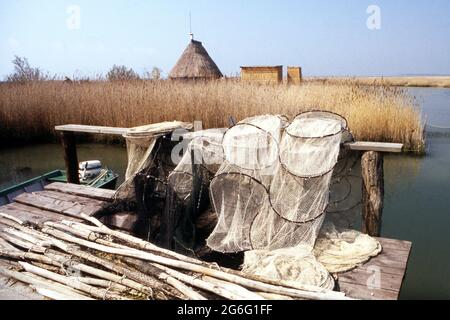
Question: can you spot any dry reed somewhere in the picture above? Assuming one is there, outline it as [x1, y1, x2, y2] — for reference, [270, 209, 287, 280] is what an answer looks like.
[0, 80, 424, 152]
[314, 76, 450, 88]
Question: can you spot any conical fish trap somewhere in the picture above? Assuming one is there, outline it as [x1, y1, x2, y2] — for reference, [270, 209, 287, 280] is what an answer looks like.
[207, 112, 348, 252]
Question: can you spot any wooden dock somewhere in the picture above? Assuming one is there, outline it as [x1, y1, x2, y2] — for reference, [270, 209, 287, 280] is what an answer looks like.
[0, 182, 411, 300]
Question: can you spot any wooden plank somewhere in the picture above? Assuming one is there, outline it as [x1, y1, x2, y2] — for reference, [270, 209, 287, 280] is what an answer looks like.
[344, 141, 403, 153]
[376, 237, 412, 252]
[55, 124, 402, 152]
[338, 282, 398, 300]
[348, 261, 406, 277]
[14, 193, 105, 218]
[362, 248, 410, 270]
[337, 237, 411, 300]
[338, 266, 403, 292]
[0, 203, 79, 225]
[44, 182, 115, 202]
[36, 190, 106, 207]
[55, 124, 128, 136]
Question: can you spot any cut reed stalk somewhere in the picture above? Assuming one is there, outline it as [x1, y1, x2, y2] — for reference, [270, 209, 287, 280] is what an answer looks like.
[41, 226, 349, 300]
[0, 267, 93, 300]
[19, 262, 125, 300]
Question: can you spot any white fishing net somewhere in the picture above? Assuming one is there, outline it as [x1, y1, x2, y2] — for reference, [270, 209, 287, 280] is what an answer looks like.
[110, 114, 382, 291]
[313, 222, 382, 273]
[114, 121, 193, 203]
[242, 246, 335, 290]
[241, 224, 382, 289]
[168, 128, 226, 199]
[207, 111, 348, 252]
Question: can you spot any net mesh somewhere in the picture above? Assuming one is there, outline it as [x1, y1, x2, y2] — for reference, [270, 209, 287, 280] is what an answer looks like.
[206, 111, 348, 252]
[242, 245, 335, 290]
[109, 114, 382, 289]
[111, 121, 193, 240]
[313, 222, 382, 273]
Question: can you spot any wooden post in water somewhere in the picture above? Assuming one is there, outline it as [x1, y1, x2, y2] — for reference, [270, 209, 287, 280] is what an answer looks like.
[60, 131, 80, 185]
[361, 151, 384, 236]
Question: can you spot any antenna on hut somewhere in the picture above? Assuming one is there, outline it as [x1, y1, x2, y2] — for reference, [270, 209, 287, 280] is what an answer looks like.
[189, 11, 194, 40]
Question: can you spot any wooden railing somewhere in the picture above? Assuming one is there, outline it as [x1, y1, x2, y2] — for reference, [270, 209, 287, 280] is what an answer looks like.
[55, 124, 403, 236]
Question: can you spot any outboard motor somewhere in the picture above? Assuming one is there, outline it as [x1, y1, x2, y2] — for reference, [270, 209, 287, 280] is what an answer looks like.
[79, 160, 102, 181]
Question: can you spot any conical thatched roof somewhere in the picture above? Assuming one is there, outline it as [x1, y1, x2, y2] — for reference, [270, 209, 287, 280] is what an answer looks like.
[169, 40, 223, 79]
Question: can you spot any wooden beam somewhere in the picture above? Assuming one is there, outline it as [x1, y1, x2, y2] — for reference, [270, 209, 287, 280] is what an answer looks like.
[344, 141, 403, 153]
[60, 131, 80, 185]
[55, 125, 403, 153]
[361, 151, 384, 236]
[55, 124, 128, 136]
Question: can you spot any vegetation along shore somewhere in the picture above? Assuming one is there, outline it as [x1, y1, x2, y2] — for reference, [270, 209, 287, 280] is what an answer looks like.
[0, 80, 425, 153]
[312, 76, 450, 88]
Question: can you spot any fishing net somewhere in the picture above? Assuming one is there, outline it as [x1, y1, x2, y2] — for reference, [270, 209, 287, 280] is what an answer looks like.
[313, 222, 382, 273]
[207, 111, 348, 252]
[242, 245, 335, 290]
[111, 121, 193, 239]
[241, 223, 382, 289]
[108, 114, 381, 288]
[163, 129, 226, 253]
[168, 128, 226, 199]
[116, 121, 193, 199]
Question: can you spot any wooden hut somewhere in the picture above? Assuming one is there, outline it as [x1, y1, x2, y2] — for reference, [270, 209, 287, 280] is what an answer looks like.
[169, 38, 223, 80]
[240, 66, 283, 84]
[287, 66, 302, 84]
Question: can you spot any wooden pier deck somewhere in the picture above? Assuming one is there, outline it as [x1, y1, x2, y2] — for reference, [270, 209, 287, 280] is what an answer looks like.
[0, 182, 411, 300]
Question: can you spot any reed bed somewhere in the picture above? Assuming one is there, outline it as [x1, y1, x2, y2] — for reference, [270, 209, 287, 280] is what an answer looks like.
[0, 80, 425, 152]
[314, 76, 450, 88]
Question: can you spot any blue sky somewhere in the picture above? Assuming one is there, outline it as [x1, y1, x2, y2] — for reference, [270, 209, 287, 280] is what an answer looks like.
[0, 0, 449, 78]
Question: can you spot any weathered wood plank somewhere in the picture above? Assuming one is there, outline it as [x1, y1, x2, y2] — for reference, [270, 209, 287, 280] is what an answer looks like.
[348, 262, 406, 277]
[0, 203, 80, 225]
[338, 237, 411, 300]
[44, 182, 115, 202]
[344, 141, 403, 153]
[98, 211, 138, 233]
[376, 237, 412, 252]
[36, 190, 106, 207]
[14, 193, 105, 218]
[338, 281, 398, 300]
[338, 266, 403, 292]
[55, 124, 128, 136]
[364, 248, 410, 269]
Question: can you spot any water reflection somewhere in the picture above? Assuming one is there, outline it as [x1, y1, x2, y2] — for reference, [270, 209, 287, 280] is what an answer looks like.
[0, 143, 127, 190]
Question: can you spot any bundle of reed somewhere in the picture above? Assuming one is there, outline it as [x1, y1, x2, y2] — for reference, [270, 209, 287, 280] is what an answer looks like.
[0, 213, 351, 300]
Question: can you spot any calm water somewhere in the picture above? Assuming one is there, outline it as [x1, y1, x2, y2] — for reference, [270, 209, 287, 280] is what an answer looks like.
[383, 87, 450, 299]
[0, 87, 449, 299]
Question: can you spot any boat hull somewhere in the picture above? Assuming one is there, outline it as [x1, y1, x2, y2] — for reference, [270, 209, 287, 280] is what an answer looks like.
[0, 169, 118, 206]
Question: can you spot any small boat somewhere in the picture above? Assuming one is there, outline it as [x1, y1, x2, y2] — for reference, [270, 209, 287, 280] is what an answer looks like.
[0, 162, 118, 206]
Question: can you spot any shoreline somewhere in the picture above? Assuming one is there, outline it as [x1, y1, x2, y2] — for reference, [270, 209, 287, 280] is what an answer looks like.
[308, 76, 450, 88]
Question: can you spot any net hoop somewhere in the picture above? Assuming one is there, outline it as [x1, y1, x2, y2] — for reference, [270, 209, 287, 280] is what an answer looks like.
[286, 110, 348, 139]
[222, 122, 280, 171]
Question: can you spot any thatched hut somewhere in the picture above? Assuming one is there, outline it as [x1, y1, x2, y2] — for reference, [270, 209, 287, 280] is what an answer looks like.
[169, 38, 223, 80]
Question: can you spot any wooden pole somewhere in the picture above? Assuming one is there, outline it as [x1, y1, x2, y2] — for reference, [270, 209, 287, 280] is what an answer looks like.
[60, 131, 79, 184]
[361, 151, 384, 236]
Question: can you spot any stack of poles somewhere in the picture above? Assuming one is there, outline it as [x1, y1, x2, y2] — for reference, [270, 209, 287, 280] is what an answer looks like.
[0, 212, 351, 300]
